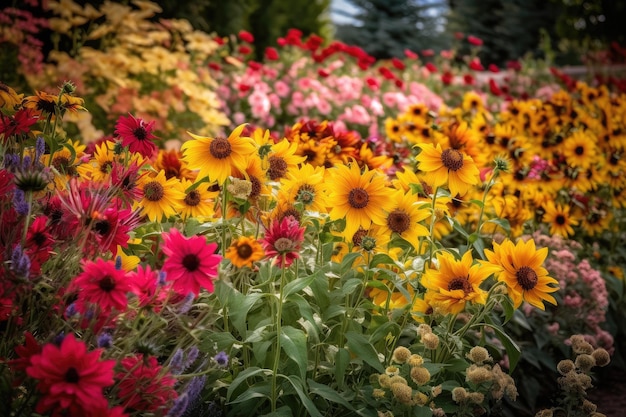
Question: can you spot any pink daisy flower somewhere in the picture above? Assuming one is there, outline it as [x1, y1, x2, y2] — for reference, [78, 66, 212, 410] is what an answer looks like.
[161, 228, 221, 296]
[26, 333, 115, 413]
[115, 113, 158, 158]
[70, 258, 131, 315]
[127, 264, 169, 310]
[260, 215, 305, 268]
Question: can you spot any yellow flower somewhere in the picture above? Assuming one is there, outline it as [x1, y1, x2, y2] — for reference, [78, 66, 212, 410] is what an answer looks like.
[278, 163, 329, 213]
[326, 162, 394, 238]
[76, 140, 116, 183]
[422, 251, 489, 315]
[225, 236, 265, 268]
[179, 178, 218, 220]
[136, 170, 185, 222]
[416, 143, 480, 197]
[381, 189, 430, 250]
[481, 239, 559, 310]
[542, 200, 578, 237]
[182, 124, 256, 184]
[266, 139, 306, 181]
[562, 130, 598, 170]
[0, 82, 24, 110]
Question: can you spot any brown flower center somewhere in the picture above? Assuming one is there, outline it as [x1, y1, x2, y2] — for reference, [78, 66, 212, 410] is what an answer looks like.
[274, 237, 294, 252]
[352, 228, 368, 246]
[144, 181, 164, 202]
[575, 145, 584, 156]
[267, 155, 288, 180]
[99, 275, 116, 292]
[516, 266, 538, 290]
[209, 137, 232, 159]
[93, 219, 111, 236]
[555, 215, 566, 225]
[387, 209, 410, 234]
[441, 148, 464, 171]
[64, 367, 80, 383]
[447, 277, 471, 295]
[236, 243, 253, 259]
[184, 190, 201, 206]
[249, 176, 262, 199]
[348, 187, 369, 209]
[182, 254, 200, 272]
[100, 161, 113, 174]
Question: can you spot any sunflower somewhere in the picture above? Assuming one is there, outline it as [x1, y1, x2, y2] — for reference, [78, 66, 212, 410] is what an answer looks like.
[266, 139, 306, 181]
[346, 224, 390, 254]
[182, 123, 256, 184]
[416, 143, 480, 197]
[232, 154, 269, 201]
[461, 91, 485, 113]
[76, 140, 117, 183]
[0, 82, 24, 109]
[44, 139, 86, 189]
[296, 138, 329, 167]
[541, 200, 579, 238]
[481, 238, 559, 310]
[179, 178, 218, 220]
[422, 251, 489, 315]
[381, 189, 430, 250]
[326, 162, 395, 238]
[136, 170, 185, 222]
[153, 148, 196, 181]
[278, 163, 329, 213]
[385, 117, 404, 143]
[225, 236, 265, 268]
[562, 130, 598, 170]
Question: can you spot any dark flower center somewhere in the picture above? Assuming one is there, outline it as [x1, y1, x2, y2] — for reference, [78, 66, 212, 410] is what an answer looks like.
[133, 126, 147, 140]
[0, 82, 8, 92]
[348, 187, 369, 209]
[94, 219, 111, 235]
[352, 228, 368, 246]
[236, 243, 253, 259]
[37, 99, 56, 114]
[441, 148, 464, 171]
[209, 138, 232, 159]
[267, 156, 287, 180]
[31, 231, 47, 247]
[184, 190, 201, 206]
[249, 176, 262, 199]
[387, 209, 410, 233]
[64, 367, 80, 383]
[296, 184, 316, 205]
[280, 208, 301, 222]
[302, 149, 318, 162]
[574, 145, 584, 156]
[144, 181, 164, 202]
[555, 214, 566, 225]
[516, 266, 538, 290]
[182, 254, 200, 271]
[448, 277, 471, 295]
[99, 275, 116, 292]
[100, 161, 113, 174]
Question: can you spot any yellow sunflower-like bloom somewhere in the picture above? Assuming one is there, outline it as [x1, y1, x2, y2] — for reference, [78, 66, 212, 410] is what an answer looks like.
[136, 170, 185, 222]
[326, 162, 395, 238]
[0, 82, 24, 109]
[381, 189, 430, 250]
[225, 236, 265, 268]
[422, 251, 489, 315]
[481, 238, 559, 310]
[182, 124, 256, 185]
[278, 163, 329, 213]
[179, 178, 218, 220]
[416, 143, 480, 197]
[541, 200, 579, 238]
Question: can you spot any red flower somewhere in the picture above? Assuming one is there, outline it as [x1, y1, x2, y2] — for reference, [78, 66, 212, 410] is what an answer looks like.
[261, 215, 305, 268]
[10, 331, 41, 374]
[318, 68, 330, 78]
[114, 113, 158, 158]
[467, 35, 483, 46]
[70, 258, 131, 315]
[391, 57, 405, 70]
[441, 71, 454, 85]
[378, 67, 395, 80]
[425, 62, 438, 73]
[421, 49, 435, 57]
[127, 264, 169, 310]
[265, 47, 279, 61]
[454, 31, 465, 40]
[488, 64, 500, 73]
[506, 60, 522, 71]
[208, 62, 221, 71]
[489, 79, 503, 96]
[0, 108, 38, 138]
[469, 58, 484, 71]
[116, 354, 178, 412]
[238, 45, 252, 55]
[305, 34, 324, 51]
[161, 228, 222, 296]
[248, 60, 262, 71]
[238, 30, 254, 43]
[26, 334, 114, 413]
[25, 215, 54, 272]
[463, 73, 475, 85]
[404, 49, 419, 59]
[365, 77, 380, 90]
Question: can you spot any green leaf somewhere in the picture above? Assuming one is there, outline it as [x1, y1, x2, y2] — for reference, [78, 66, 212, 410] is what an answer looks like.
[339, 252, 363, 274]
[412, 406, 434, 417]
[261, 406, 294, 417]
[450, 217, 470, 238]
[307, 379, 356, 410]
[226, 367, 267, 402]
[469, 199, 484, 209]
[281, 375, 322, 417]
[334, 347, 350, 389]
[369, 321, 401, 346]
[229, 292, 263, 335]
[345, 331, 384, 372]
[284, 273, 317, 297]
[486, 324, 521, 372]
[471, 236, 486, 259]
[342, 278, 364, 296]
[370, 253, 396, 267]
[280, 326, 308, 379]
[483, 217, 511, 234]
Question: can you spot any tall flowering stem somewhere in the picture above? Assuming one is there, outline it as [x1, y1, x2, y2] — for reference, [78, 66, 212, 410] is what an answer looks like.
[271, 254, 288, 412]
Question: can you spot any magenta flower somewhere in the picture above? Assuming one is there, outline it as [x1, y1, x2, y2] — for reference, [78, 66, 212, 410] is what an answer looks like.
[70, 258, 131, 315]
[161, 228, 221, 296]
[114, 113, 158, 158]
[260, 215, 305, 268]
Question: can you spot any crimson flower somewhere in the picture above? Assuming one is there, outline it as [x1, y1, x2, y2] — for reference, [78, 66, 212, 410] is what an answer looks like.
[467, 35, 483, 46]
[265, 47, 279, 60]
[161, 227, 221, 296]
[127, 264, 169, 310]
[260, 215, 305, 268]
[26, 334, 114, 413]
[116, 354, 178, 412]
[10, 332, 42, 375]
[114, 113, 158, 158]
[0, 108, 38, 138]
[238, 30, 254, 43]
[69, 258, 131, 315]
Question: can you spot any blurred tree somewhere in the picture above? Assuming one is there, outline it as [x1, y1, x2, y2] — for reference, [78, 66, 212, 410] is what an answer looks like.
[334, 0, 450, 59]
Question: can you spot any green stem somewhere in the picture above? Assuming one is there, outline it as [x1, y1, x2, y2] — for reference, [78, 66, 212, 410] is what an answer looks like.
[271, 256, 287, 412]
[426, 187, 440, 272]
[470, 167, 501, 249]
